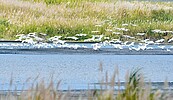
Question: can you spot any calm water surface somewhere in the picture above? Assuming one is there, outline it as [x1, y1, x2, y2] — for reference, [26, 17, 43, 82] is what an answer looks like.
[0, 54, 173, 90]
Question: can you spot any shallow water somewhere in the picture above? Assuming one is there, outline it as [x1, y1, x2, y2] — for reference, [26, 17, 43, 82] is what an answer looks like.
[0, 42, 173, 55]
[0, 54, 173, 90]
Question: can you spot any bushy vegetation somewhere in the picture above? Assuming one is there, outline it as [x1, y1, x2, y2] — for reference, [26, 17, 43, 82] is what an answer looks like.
[0, 0, 173, 41]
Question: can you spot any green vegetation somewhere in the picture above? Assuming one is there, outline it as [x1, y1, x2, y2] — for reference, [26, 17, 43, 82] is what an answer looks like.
[0, 0, 173, 42]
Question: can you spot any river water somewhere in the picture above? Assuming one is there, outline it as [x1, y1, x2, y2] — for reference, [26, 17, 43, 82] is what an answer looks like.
[0, 53, 173, 90]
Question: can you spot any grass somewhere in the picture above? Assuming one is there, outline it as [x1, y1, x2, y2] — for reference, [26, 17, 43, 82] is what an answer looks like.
[0, 67, 172, 100]
[22, 0, 113, 4]
[0, 0, 173, 42]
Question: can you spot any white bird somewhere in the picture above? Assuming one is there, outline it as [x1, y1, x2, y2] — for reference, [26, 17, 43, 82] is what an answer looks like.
[53, 40, 65, 45]
[131, 24, 137, 27]
[91, 31, 100, 33]
[39, 33, 47, 36]
[146, 41, 154, 45]
[22, 38, 36, 44]
[146, 47, 154, 50]
[151, 29, 161, 33]
[122, 23, 128, 26]
[34, 36, 44, 42]
[141, 39, 150, 43]
[110, 39, 122, 44]
[81, 45, 88, 48]
[128, 47, 132, 50]
[131, 47, 140, 51]
[104, 37, 110, 40]
[138, 44, 147, 50]
[116, 28, 129, 32]
[137, 33, 145, 36]
[92, 43, 102, 50]
[16, 34, 27, 40]
[102, 40, 110, 46]
[112, 44, 123, 49]
[168, 37, 173, 43]
[127, 42, 135, 47]
[75, 34, 87, 37]
[65, 37, 79, 41]
[28, 32, 36, 38]
[105, 29, 113, 32]
[123, 41, 130, 45]
[71, 44, 81, 49]
[158, 46, 165, 50]
[122, 35, 135, 39]
[112, 32, 121, 35]
[166, 49, 171, 52]
[84, 35, 103, 42]
[155, 39, 164, 43]
[49, 36, 62, 42]
[138, 43, 143, 46]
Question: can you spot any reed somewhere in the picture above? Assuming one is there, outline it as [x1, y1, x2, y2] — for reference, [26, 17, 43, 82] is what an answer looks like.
[0, 67, 172, 100]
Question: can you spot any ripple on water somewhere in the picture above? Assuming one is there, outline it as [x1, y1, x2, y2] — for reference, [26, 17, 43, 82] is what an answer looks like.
[0, 54, 173, 90]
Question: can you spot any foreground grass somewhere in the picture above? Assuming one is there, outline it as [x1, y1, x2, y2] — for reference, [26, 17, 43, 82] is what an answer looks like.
[0, 0, 173, 41]
[1, 68, 173, 100]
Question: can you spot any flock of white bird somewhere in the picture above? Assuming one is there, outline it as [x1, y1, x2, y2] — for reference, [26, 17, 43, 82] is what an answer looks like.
[1, 39, 173, 52]
[91, 40, 173, 52]
[2, 28, 171, 52]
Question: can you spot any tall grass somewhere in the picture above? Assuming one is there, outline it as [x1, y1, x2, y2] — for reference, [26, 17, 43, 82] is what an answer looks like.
[0, 0, 173, 41]
[0, 68, 172, 100]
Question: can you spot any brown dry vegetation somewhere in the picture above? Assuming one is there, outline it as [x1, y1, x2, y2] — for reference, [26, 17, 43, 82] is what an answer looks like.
[0, 68, 172, 100]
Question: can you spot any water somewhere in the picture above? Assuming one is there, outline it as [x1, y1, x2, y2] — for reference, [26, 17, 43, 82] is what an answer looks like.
[0, 42, 173, 90]
[0, 54, 173, 90]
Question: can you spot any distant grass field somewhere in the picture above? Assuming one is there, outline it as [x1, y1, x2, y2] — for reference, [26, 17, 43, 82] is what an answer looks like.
[0, 0, 173, 41]
[23, 0, 112, 4]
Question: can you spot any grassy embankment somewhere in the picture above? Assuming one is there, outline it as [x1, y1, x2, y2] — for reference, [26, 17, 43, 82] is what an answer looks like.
[0, 0, 173, 42]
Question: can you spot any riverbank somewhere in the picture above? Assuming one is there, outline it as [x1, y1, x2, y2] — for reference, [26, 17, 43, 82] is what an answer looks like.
[0, 0, 173, 43]
[1, 47, 173, 55]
